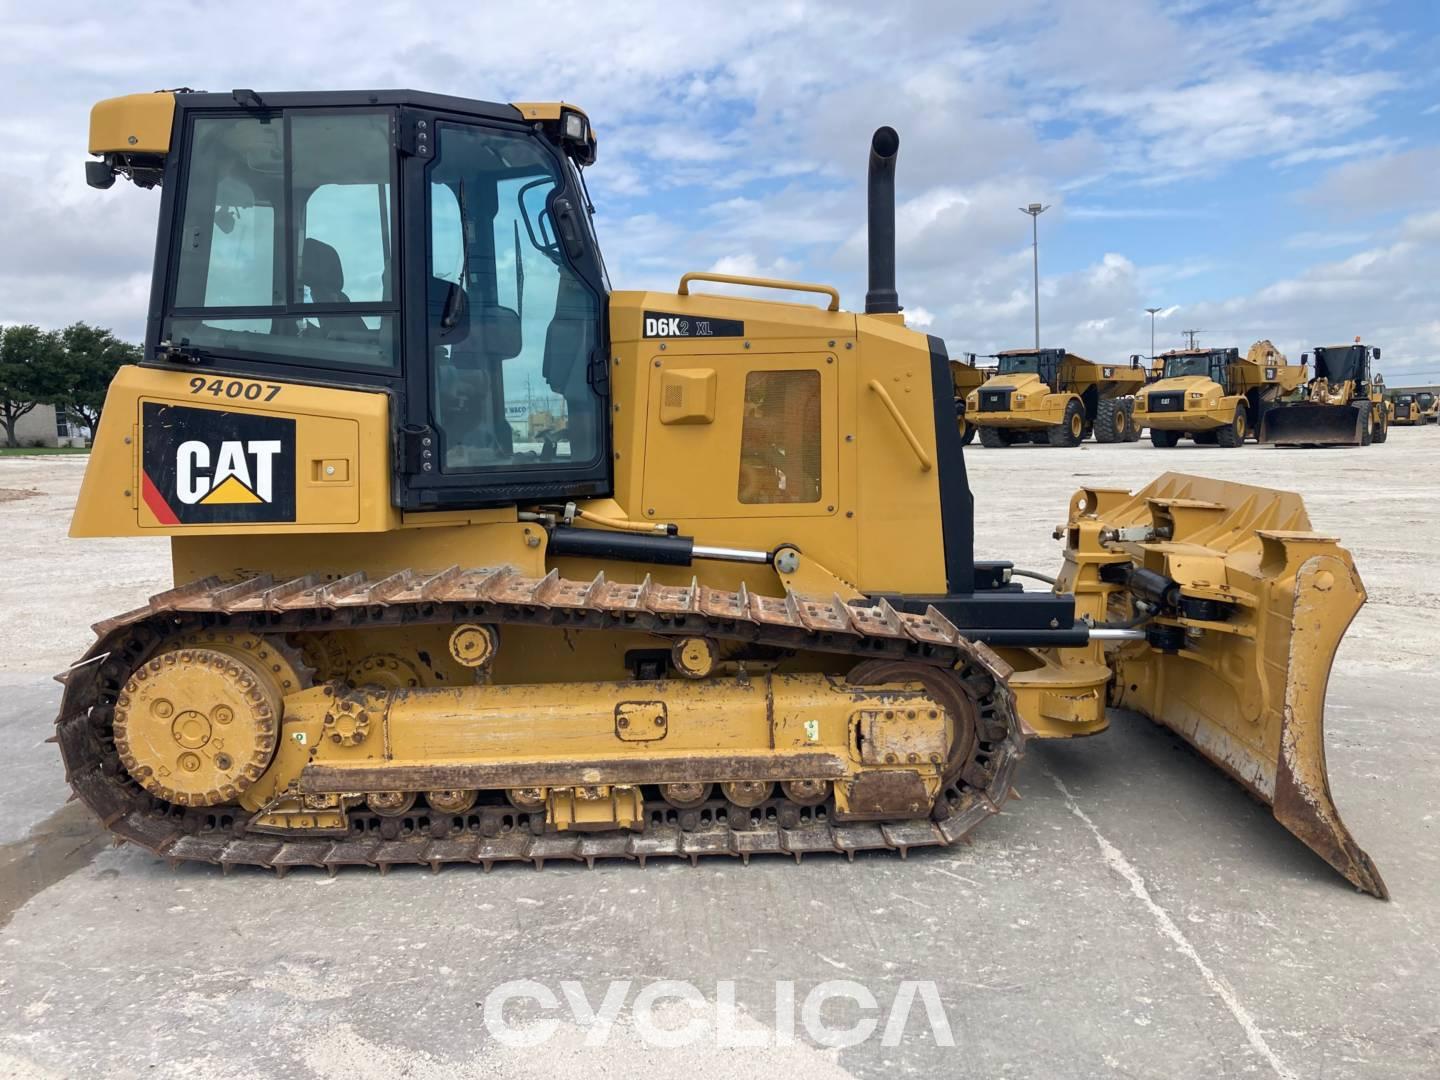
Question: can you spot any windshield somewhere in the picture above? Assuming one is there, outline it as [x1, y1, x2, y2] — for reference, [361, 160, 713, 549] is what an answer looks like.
[1420, 393, 1435, 408]
[1313, 346, 1364, 385]
[998, 354, 1041, 375]
[168, 111, 398, 370]
[1398, 395, 1415, 405]
[1162, 354, 1214, 379]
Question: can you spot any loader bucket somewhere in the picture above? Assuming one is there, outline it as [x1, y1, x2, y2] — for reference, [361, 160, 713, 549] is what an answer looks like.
[1090, 474, 1387, 897]
[1258, 402, 1365, 446]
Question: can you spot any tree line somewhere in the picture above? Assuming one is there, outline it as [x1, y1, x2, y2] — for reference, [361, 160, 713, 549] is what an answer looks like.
[0, 323, 139, 447]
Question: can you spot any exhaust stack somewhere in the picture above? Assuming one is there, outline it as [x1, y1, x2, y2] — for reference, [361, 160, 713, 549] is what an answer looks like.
[865, 126, 901, 315]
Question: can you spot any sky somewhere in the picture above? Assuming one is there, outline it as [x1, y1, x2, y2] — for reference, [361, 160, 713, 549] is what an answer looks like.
[2, 0, 1438, 380]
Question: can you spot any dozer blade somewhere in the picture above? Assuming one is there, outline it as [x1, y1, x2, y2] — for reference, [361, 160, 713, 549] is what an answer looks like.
[1259, 402, 1365, 446]
[1090, 474, 1387, 897]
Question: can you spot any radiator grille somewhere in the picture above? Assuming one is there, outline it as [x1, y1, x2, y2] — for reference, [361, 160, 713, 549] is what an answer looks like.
[979, 389, 1013, 412]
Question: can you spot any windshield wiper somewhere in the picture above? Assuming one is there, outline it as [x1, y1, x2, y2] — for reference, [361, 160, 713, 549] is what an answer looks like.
[442, 178, 470, 330]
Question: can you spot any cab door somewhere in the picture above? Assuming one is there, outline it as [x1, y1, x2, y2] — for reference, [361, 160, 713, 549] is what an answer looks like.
[397, 113, 610, 510]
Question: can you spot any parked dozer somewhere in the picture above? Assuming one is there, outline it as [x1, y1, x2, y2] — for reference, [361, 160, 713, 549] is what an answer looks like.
[1391, 393, 1424, 426]
[1135, 340, 1307, 448]
[60, 88, 1383, 896]
[1260, 341, 1389, 446]
[962, 349, 1144, 446]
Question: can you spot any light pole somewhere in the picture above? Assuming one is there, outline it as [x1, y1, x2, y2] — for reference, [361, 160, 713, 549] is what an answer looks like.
[1145, 307, 1162, 360]
[1019, 202, 1050, 349]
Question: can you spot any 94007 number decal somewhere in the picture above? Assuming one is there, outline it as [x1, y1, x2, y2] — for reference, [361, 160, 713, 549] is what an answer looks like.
[188, 376, 282, 403]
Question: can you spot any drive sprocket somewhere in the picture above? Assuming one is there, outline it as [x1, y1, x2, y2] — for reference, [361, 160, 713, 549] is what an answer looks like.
[113, 648, 281, 807]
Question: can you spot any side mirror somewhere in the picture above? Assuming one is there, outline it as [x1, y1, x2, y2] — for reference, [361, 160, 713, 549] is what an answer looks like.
[440, 281, 468, 335]
[965, 352, 977, 363]
[85, 160, 116, 190]
[1129, 354, 1140, 365]
[476, 305, 523, 362]
[1372, 347, 1381, 359]
[1300, 352, 1309, 364]
[552, 197, 586, 260]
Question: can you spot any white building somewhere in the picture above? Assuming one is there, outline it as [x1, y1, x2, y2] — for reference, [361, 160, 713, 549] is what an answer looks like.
[6, 403, 88, 448]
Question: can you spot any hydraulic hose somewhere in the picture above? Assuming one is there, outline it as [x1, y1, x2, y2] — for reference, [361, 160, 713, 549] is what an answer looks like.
[571, 507, 671, 535]
[1010, 568, 1057, 586]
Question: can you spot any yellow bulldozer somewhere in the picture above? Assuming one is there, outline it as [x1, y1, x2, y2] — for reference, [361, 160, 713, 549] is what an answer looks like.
[1134, 340, 1307, 448]
[1390, 392, 1426, 427]
[1260, 341, 1389, 446]
[961, 349, 1145, 446]
[59, 88, 1383, 896]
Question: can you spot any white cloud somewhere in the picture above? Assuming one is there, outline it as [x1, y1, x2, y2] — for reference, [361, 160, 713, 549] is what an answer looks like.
[1284, 230, 1373, 250]
[1067, 207, 1214, 221]
[1302, 146, 1440, 216]
[1273, 135, 1403, 167]
[0, 0, 1432, 380]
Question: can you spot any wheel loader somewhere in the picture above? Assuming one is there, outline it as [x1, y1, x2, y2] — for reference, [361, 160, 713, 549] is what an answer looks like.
[1420, 391, 1439, 424]
[1134, 340, 1306, 448]
[1259, 341, 1389, 446]
[58, 88, 1384, 897]
[961, 349, 1144, 447]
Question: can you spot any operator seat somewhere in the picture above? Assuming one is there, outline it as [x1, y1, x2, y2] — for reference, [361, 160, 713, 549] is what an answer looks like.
[299, 238, 368, 335]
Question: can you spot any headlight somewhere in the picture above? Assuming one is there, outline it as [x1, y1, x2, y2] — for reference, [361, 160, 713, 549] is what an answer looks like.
[1136, 398, 1147, 412]
[562, 111, 588, 142]
[966, 393, 978, 407]
[1188, 391, 1204, 400]
[1014, 394, 1026, 406]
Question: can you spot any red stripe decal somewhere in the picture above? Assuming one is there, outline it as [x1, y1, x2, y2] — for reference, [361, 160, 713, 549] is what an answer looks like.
[141, 472, 180, 526]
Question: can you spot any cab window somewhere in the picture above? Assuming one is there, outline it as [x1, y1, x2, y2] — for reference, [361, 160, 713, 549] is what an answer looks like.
[426, 123, 602, 473]
[167, 111, 398, 371]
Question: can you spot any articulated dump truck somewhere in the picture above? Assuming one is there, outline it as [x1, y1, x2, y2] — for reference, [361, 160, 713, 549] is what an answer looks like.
[62, 89, 1383, 895]
[963, 349, 1145, 447]
[950, 358, 987, 445]
[1136, 340, 1306, 447]
[1260, 342, 1389, 447]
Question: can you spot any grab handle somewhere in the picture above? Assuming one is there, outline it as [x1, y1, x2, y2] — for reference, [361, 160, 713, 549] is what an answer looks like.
[677, 272, 841, 312]
[867, 380, 933, 471]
